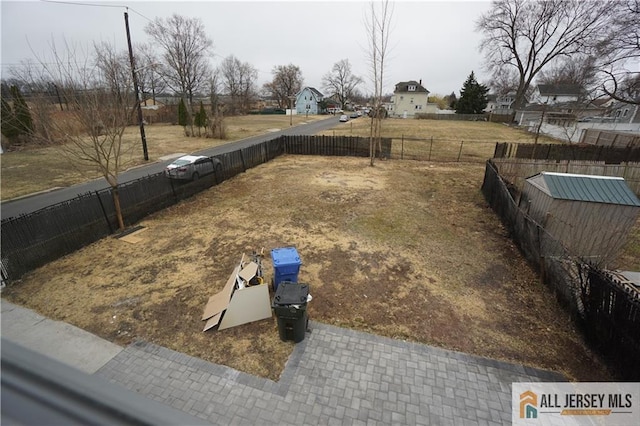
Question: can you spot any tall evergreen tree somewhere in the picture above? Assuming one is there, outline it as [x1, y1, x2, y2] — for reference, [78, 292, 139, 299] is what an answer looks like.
[447, 91, 457, 109]
[1, 96, 19, 140]
[455, 72, 489, 114]
[178, 98, 188, 128]
[194, 101, 207, 136]
[11, 85, 33, 135]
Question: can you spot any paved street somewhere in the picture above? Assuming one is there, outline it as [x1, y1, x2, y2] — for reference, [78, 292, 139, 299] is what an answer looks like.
[0, 116, 340, 220]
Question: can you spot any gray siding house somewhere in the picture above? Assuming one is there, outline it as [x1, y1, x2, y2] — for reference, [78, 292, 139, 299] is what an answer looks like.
[521, 172, 640, 263]
[295, 87, 324, 115]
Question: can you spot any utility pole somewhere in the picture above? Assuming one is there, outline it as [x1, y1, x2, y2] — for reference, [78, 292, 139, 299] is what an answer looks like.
[124, 10, 149, 161]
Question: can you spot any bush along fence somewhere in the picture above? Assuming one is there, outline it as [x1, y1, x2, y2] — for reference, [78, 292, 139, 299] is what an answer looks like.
[494, 142, 640, 163]
[482, 159, 640, 380]
[0, 135, 390, 281]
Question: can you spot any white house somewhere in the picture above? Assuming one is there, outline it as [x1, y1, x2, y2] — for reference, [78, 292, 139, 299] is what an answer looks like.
[531, 84, 582, 105]
[485, 92, 516, 114]
[610, 101, 640, 124]
[295, 87, 324, 115]
[388, 80, 437, 118]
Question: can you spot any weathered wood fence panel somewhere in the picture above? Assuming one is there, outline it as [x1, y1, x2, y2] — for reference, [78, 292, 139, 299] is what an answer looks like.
[494, 142, 640, 163]
[580, 129, 640, 148]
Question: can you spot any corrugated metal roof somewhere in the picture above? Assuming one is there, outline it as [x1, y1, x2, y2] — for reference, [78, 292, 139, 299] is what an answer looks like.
[527, 172, 640, 206]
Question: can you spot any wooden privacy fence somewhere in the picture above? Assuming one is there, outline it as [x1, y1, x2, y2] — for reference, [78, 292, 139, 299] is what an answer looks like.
[482, 159, 640, 380]
[492, 159, 640, 195]
[580, 129, 640, 148]
[0, 135, 388, 281]
[282, 135, 392, 158]
[494, 142, 640, 163]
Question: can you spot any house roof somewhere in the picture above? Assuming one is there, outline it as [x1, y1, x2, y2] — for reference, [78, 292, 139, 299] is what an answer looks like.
[394, 81, 429, 94]
[526, 172, 640, 206]
[296, 86, 324, 99]
[537, 84, 582, 96]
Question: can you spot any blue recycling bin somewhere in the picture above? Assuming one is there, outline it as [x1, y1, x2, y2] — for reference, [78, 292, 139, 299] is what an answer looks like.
[271, 247, 301, 290]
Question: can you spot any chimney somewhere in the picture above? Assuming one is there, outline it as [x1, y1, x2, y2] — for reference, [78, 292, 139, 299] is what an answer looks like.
[419, 79, 422, 86]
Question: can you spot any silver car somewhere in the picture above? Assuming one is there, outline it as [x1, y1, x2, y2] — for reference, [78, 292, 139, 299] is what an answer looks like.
[165, 155, 220, 181]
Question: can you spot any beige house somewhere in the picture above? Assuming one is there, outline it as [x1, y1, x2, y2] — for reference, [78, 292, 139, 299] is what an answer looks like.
[388, 80, 437, 118]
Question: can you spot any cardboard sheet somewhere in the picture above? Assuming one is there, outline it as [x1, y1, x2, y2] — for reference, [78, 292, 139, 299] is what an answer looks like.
[238, 262, 259, 283]
[202, 313, 222, 332]
[201, 266, 239, 321]
[218, 284, 272, 330]
[201, 254, 272, 332]
[118, 228, 147, 244]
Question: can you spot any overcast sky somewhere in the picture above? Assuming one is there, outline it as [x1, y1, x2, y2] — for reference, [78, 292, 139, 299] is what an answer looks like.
[1, 0, 493, 96]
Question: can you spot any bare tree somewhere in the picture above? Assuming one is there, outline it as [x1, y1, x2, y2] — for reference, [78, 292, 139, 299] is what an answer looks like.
[218, 55, 258, 115]
[263, 64, 303, 109]
[477, 0, 619, 110]
[322, 59, 363, 110]
[14, 41, 136, 230]
[364, 0, 393, 166]
[144, 14, 213, 134]
[598, 0, 640, 104]
[134, 42, 165, 105]
[206, 70, 227, 139]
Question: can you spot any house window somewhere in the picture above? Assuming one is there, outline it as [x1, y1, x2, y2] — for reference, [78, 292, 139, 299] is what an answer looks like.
[415, 105, 422, 110]
[400, 96, 404, 101]
[408, 85, 416, 91]
[410, 98, 414, 104]
[623, 109, 629, 117]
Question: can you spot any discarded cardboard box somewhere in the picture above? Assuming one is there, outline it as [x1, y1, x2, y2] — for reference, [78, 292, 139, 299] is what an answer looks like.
[202, 255, 272, 332]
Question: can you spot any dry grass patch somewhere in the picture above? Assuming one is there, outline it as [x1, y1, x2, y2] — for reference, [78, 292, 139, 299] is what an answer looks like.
[0, 115, 323, 200]
[322, 117, 560, 162]
[3, 155, 613, 382]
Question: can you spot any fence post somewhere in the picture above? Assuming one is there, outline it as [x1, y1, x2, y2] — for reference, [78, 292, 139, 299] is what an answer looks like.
[429, 137, 433, 161]
[457, 140, 464, 162]
[95, 190, 114, 234]
[401, 134, 404, 160]
[239, 148, 247, 172]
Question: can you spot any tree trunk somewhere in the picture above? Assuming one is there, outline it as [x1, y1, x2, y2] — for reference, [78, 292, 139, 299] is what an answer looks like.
[112, 187, 125, 231]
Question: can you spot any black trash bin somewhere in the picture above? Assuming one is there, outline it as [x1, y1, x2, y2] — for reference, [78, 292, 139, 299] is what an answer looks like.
[272, 282, 309, 343]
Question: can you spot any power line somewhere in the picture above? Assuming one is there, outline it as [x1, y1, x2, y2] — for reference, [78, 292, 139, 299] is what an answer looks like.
[40, 0, 128, 8]
[128, 7, 153, 23]
[40, 0, 153, 22]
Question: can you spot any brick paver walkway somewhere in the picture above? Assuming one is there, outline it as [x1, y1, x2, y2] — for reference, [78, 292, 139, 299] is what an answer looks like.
[96, 321, 564, 425]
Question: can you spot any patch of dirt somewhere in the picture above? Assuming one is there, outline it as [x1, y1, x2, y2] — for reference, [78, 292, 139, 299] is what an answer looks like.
[2, 155, 614, 382]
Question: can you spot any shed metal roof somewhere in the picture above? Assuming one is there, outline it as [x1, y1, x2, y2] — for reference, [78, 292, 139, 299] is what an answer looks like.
[526, 172, 640, 207]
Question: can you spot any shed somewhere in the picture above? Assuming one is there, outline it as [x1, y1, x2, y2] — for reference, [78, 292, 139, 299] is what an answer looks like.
[521, 172, 640, 263]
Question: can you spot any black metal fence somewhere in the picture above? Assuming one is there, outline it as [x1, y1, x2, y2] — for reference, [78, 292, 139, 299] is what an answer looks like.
[494, 142, 640, 163]
[482, 159, 640, 379]
[582, 267, 640, 379]
[0, 135, 387, 281]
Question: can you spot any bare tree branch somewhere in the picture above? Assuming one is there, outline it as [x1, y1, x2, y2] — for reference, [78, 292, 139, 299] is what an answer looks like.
[477, 0, 619, 109]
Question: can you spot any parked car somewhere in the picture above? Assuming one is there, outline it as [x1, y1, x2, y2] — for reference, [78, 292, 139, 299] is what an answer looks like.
[350, 112, 359, 119]
[339, 114, 349, 122]
[165, 155, 221, 181]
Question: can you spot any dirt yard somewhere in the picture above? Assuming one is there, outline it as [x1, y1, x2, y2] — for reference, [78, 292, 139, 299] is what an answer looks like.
[3, 155, 614, 382]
